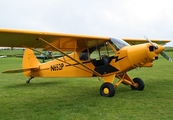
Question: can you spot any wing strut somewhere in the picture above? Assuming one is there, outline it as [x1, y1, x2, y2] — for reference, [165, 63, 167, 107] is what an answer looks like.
[37, 37, 102, 77]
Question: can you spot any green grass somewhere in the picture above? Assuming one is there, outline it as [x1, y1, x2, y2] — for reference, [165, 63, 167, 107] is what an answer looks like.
[0, 53, 173, 120]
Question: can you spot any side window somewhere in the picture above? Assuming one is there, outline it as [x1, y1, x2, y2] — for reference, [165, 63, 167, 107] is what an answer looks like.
[107, 44, 116, 57]
[99, 42, 115, 57]
[90, 42, 116, 60]
[99, 43, 109, 56]
[79, 49, 89, 60]
[90, 50, 99, 60]
[80, 41, 116, 61]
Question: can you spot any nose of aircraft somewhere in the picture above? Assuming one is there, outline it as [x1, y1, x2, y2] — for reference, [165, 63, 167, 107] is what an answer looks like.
[145, 36, 172, 62]
[154, 44, 165, 54]
[154, 44, 172, 62]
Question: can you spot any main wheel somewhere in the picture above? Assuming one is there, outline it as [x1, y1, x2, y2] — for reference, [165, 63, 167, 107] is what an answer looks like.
[131, 78, 145, 90]
[100, 82, 115, 97]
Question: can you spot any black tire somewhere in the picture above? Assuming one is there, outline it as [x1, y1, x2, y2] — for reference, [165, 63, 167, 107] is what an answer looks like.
[131, 78, 145, 90]
[26, 80, 30, 83]
[100, 82, 115, 97]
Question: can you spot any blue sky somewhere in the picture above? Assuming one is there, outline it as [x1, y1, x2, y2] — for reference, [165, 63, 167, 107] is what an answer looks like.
[0, 0, 173, 46]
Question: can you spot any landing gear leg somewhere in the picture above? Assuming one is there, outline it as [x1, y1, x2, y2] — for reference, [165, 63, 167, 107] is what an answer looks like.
[26, 77, 34, 83]
[116, 74, 145, 91]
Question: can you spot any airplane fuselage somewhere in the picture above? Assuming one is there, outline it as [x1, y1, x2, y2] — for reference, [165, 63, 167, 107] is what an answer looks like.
[22, 41, 165, 79]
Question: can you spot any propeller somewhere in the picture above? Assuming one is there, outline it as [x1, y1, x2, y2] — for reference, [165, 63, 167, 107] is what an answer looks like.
[144, 36, 158, 49]
[144, 36, 172, 62]
[160, 51, 172, 62]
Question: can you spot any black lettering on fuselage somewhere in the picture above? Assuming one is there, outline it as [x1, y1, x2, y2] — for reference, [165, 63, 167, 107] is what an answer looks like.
[50, 63, 64, 71]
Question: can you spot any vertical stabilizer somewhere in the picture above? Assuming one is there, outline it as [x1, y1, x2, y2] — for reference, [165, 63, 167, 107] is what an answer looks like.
[22, 48, 40, 77]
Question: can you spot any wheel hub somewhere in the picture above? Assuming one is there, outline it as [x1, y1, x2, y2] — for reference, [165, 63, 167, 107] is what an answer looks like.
[103, 88, 109, 94]
[134, 83, 139, 88]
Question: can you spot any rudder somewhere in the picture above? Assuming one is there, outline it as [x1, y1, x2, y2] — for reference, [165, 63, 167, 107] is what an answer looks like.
[22, 48, 40, 77]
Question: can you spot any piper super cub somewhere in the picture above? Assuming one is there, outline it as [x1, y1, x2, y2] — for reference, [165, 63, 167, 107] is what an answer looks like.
[0, 28, 171, 97]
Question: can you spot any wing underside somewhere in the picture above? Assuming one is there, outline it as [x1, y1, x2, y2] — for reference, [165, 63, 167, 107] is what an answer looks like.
[0, 28, 110, 51]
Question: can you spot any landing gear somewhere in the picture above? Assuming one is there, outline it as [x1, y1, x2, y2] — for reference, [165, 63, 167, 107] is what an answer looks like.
[131, 78, 145, 90]
[100, 74, 145, 97]
[100, 82, 115, 97]
[26, 77, 34, 83]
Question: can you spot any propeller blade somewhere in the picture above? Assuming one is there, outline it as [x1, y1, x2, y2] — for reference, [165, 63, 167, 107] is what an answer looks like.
[144, 36, 158, 49]
[160, 51, 172, 62]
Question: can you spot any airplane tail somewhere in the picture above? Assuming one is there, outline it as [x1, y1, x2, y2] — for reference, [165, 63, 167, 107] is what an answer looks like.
[22, 48, 40, 76]
[2, 48, 40, 76]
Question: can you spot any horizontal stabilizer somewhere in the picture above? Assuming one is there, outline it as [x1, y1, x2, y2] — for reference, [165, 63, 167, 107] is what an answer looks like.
[2, 67, 39, 73]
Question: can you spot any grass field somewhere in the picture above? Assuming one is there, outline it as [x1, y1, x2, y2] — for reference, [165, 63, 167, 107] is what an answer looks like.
[0, 51, 173, 120]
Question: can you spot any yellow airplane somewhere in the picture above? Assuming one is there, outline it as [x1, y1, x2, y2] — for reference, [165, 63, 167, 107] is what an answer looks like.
[0, 28, 171, 97]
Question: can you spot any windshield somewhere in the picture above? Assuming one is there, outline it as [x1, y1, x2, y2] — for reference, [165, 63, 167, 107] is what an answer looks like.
[110, 38, 130, 50]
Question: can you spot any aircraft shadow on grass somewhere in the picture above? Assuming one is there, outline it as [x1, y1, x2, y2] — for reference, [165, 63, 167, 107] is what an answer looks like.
[5, 81, 62, 88]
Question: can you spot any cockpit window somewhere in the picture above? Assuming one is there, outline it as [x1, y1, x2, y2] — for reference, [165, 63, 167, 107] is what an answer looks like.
[110, 38, 130, 51]
[79, 38, 130, 61]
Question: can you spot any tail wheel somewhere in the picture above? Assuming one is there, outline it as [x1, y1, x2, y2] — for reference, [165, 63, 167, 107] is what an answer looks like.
[131, 78, 145, 90]
[100, 82, 115, 97]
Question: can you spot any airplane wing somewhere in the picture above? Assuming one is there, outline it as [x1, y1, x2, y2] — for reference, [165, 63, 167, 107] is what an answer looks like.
[0, 28, 170, 50]
[0, 28, 109, 51]
[122, 38, 171, 45]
